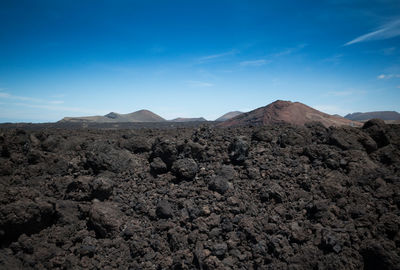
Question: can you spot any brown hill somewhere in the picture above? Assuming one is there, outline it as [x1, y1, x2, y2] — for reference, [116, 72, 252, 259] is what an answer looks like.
[220, 100, 361, 127]
[60, 109, 166, 123]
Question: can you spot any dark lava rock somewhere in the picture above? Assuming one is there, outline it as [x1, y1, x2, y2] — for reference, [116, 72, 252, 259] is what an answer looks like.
[0, 145, 10, 158]
[0, 122, 399, 269]
[328, 126, 377, 153]
[120, 136, 151, 153]
[85, 143, 137, 174]
[217, 165, 237, 180]
[88, 202, 123, 238]
[208, 176, 229, 194]
[91, 177, 113, 201]
[377, 213, 400, 239]
[362, 118, 400, 148]
[305, 121, 328, 139]
[252, 128, 273, 142]
[363, 119, 389, 145]
[279, 127, 311, 147]
[79, 245, 96, 257]
[0, 198, 56, 246]
[171, 158, 198, 180]
[26, 150, 42, 165]
[228, 136, 249, 164]
[0, 160, 13, 176]
[186, 141, 206, 161]
[259, 183, 285, 203]
[213, 242, 228, 258]
[320, 231, 342, 254]
[360, 241, 400, 270]
[65, 176, 92, 201]
[372, 145, 400, 165]
[41, 135, 64, 152]
[152, 138, 178, 167]
[156, 200, 174, 219]
[150, 157, 168, 175]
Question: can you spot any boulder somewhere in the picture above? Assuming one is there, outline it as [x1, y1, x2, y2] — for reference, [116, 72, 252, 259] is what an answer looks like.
[88, 202, 123, 238]
[228, 137, 249, 164]
[156, 200, 174, 219]
[171, 158, 198, 180]
[208, 177, 229, 194]
[150, 157, 168, 175]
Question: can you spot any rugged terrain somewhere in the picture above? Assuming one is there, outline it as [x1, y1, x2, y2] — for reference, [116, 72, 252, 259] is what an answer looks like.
[221, 100, 361, 128]
[0, 119, 400, 269]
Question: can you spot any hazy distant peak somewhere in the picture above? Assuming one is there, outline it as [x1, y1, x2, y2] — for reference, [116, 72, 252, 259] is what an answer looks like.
[170, 117, 207, 122]
[345, 111, 400, 121]
[133, 109, 152, 113]
[215, 111, 243, 121]
[105, 112, 119, 119]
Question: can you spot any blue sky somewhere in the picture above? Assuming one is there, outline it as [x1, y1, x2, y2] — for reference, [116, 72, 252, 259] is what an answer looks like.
[0, 0, 400, 122]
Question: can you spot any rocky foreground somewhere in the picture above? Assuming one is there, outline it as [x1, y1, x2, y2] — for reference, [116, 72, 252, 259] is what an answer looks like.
[0, 119, 399, 269]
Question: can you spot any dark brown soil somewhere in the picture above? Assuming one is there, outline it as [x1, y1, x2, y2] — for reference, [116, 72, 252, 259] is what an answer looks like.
[0, 119, 399, 269]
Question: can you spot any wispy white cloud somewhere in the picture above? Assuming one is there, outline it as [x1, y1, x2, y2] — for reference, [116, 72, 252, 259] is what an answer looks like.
[0, 92, 11, 98]
[185, 80, 214, 87]
[240, 59, 270, 67]
[12, 95, 43, 103]
[0, 91, 66, 106]
[198, 49, 238, 63]
[272, 43, 307, 57]
[377, 74, 400, 79]
[12, 102, 98, 114]
[345, 19, 400, 46]
[48, 100, 64, 104]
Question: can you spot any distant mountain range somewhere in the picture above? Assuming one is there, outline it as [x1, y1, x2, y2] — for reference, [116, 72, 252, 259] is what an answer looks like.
[344, 111, 400, 121]
[60, 111, 236, 123]
[219, 100, 361, 127]
[60, 110, 166, 123]
[60, 101, 379, 127]
[215, 111, 243, 121]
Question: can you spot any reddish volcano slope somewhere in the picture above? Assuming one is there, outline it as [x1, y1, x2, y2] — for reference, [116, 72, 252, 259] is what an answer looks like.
[220, 100, 361, 127]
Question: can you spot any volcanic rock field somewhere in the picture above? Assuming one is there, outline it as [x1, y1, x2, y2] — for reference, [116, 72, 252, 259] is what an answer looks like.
[0, 119, 400, 269]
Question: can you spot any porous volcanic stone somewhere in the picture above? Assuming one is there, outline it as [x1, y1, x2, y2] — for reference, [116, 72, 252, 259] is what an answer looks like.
[171, 158, 198, 180]
[156, 200, 174, 219]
